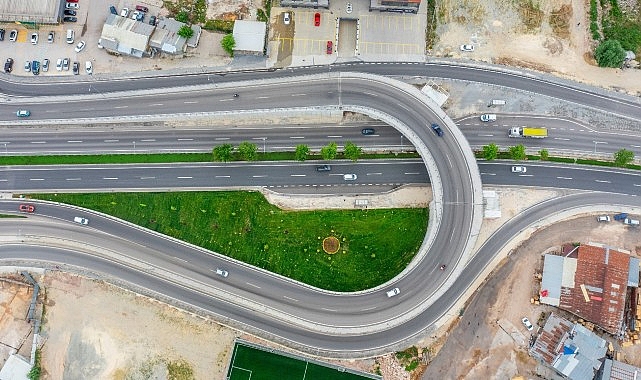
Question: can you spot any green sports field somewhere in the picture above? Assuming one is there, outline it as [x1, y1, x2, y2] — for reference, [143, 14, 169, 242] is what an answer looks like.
[227, 341, 381, 380]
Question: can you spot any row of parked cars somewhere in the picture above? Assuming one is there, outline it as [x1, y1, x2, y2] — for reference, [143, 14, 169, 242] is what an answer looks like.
[111, 5, 158, 26]
[598, 213, 639, 226]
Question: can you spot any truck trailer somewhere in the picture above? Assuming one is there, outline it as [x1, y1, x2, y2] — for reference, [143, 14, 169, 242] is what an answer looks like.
[508, 126, 548, 138]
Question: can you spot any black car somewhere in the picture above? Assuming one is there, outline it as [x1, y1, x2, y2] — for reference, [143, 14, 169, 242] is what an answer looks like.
[361, 128, 375, 135]
[9, 30, 17, 42]
[149, 15, 157, 25]
[64, 9, 77, 16]
[316, 165, 331, 172]
[72, 61, 79, 75]
[0, 29, 5, 41]
[431, 123, 444, 137]
[4, 58, 13, 73]
[63, 16, 77, 22]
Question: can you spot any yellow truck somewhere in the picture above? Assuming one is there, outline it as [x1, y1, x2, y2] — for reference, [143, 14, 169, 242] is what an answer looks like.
[508, 126, 548, 138]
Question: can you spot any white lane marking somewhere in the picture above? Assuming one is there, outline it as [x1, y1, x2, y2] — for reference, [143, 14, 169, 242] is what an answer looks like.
[30, 141, 46, 144]
[183, 101, 198, 104]
[404, 172, 420, 175]
[104, 139, 119, 142]
[360, 306, 377, 311]
[481, 173, 496, 176]
[215, 137, 230, 141]
[252, 175, 267, 178]
[246, 282, 261, 289]
[367, 173, 382, 176]
[219, 99, 234, 102]
[150, 103, 164, 106]
[291, 93, 307, 97]
[290, 174, 306, 177]
[631, 145, 641, 148]
[177, 138, 193, 141]
[215, 175, 231, 178]
[595, 180, 611, 183]
[173, 256, 188, 263]
[283, 296, 298, 302]
[0, 179, 7, 182]
[256, 96, 270, 99]
[289, 136, 305, 139]
[103, 177, 119, 180]
[114, 106, 128, 109]
[478, 134, 494, 137]
[556, 177, 573, 180]
[634, 184, 641, 187]
[321, 307, 338, 312]
[67, 140, 83, 143]
[140, 176, 156, 179]
[327, 135, 343, 138]
[66, 178, 81, 181]
[554, 137, 571, 141]
[29, 178, 44, 181]
[140, 139, 156, 142]
[519, 174, 533, 177]
[177, 176, 192, 179]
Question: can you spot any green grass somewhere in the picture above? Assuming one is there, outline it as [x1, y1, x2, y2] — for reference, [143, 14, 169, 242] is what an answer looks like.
[30, 191, 427, 292]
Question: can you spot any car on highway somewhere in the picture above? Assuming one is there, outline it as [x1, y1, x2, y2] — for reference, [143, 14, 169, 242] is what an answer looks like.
[48, 31, 54, 43]
[42, 59, 49, 72]
[511, 166, 527, 173]
[85, 61, 93, 75]
[480, 114, 497, 122]
[283, 12, 291, 25]
[361, 128, 375, 135]
[63, 16, 77, 22]
[431, 123, 444, 137]
[316, 165, 331, 172]
[522, 317, 534, 331]
[597, 215, 610, 222]
[72, 61, 79, 75]
[74, 40, 86, 52]
[386, 287, 400, 298]
[73, 216, 89, 225]
[4, 58, 13, 73]
[314, 12, 320, 26]
[18, 204, 35, 213]
[460, 44, 474, 52]
[215, 268, 229, 277]
[326, 40, 333, 54]
[16, 110, 31, 117]
[30, 32, 38, 45]
[9, 30, 17, 42]
[343, 174, 357, 181]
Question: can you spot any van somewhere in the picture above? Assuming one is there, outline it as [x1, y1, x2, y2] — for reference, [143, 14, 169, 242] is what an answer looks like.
[624, 218, 640, 226]
[480, 114, 497, 122]
[66, 29, 74, 44]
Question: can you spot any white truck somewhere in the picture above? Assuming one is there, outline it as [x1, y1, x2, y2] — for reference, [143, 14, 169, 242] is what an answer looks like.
[509, 126, 548, 138]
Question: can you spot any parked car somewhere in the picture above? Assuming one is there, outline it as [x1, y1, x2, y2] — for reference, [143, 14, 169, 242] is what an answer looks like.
[24, 60, 31, 72]
[9, 30, 17, 42]
[73, 216, 89, 225]
[326, 40, 333, 54]
[62, 58, 70, 71]
[67, 0, 79, 2]
[624, 218, 640, 226]
[65, 2, 79, 9]
[431, 123, 444, 137]
[522, 317, 534, 331]
[0, 28, 4, 41]
[42, 59, 50, 72]
[316, 165, 331, 172]
[19, 204, 35, 213]
[361, 128, 375, 135]
[460, 44, 474, 52]
[31, 60, 40, 75]
[283, 12, 291, 25]
[85, 61, 92, 75]
[16, 110, 31, 117]
[109, 5, 118, 15]
[64, 10, 77, 16]
[48, 31, 54, 43]
[314, 12, 320, 26]
[343, 174, 357, 181]
[511, 166, 527, 173]
[386, 287, 400, 298]
[72, 61, 79, 75]
[149, 15, 157, 25]
[215, 268, 229, 277]
[4, 58, 13, 73]
[135, 5, 149, 12]
[63, 17, 77, 22]
[120, 7, 129, 17]
[74, 40, 86, 52]
[56, 58, 63, 71]
[133, 10, 144, 21]
[613, 213, 628, 221]
[30, 32, 38, 45]
[597, 215, 610, 222]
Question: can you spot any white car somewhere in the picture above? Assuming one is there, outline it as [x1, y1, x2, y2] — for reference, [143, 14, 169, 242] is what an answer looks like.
[85, 61, 93, 75]
[65, 2, 79, 9]
[343, 174, 357, 181]
[74, 40, 86, 53]
[480, 114, 497, 122]
[30, 32, 38, 45]
[511, 166, 527, 173]
[522, 317, 534, 331]
[121, 7, 129, 17]
[73, 216, 89, 225]
[215, 268, 229, 277]
[460, 44, 474, 52]
[283, 12, 291, 25]
[386, 287, 400, 298]
[597, 215, 610, 222]
[56, 58, 63, 71]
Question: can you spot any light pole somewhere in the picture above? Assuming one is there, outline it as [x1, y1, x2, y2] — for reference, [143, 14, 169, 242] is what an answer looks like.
[133, 141, 136, 153]
[400, 135, 404, 153]
[593, 141, 605, 153]
[3, 143, 6, 155]
[262, 138, 266, 154]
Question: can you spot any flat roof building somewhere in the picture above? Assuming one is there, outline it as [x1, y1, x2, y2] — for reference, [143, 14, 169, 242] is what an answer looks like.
[0, 0, 61, 24]
[233, 20, 267, 55]
[100, 14, 155, 57]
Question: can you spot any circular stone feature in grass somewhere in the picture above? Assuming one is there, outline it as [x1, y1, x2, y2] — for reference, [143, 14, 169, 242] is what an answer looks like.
[322, 236, 340, 254]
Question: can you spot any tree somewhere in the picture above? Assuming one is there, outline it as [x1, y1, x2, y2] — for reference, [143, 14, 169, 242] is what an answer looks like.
[614, 148, 634, 167]
[213, 144, 233, 162]
[176, 11, 189, 23]
[295, 144, 310, 161]
[539, 149, 549, 160]
[594, 39, 626, 68]
[237, 141, 258, 161]
[343, 141, 362, 162]
[221, 34, 236, 57]
[320, 142, 338, 160]
[509, 144, 527, 160]
[178, 25, 194, 39]
[482, 143, 499, 161]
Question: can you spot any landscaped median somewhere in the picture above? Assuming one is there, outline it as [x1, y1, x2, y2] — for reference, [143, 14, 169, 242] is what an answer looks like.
[28, 191, 428, 292]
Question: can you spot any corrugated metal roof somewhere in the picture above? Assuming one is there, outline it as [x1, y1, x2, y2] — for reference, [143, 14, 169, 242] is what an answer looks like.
[628, 257, 639, 287]
[541, 254, 565, 306]
[601, 358, 641, 380]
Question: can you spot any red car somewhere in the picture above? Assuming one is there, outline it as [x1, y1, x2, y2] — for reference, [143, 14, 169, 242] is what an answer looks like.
[66, 0, 79, 2]
[135, 5, 149, 12]
[314, 12, 320, 26]
[19, 204, 35, 213]
[326, 40, 333, 54]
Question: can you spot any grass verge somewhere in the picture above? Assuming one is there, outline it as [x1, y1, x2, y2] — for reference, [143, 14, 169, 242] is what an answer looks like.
[30, 191, 428, 292]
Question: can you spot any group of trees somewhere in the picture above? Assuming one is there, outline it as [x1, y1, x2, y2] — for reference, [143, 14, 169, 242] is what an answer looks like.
[212, 142, 363, 162]
[481, 143, 635, 167]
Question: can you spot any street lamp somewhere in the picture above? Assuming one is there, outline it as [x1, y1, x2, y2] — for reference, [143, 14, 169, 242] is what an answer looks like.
[400, 135, 404, 153]
[133, 141, 136, 153]
[262, 137, 266, 154]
